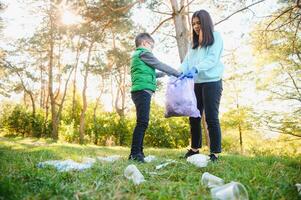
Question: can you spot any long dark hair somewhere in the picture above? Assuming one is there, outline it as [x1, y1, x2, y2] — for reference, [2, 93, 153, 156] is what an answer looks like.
[192, 10, 214, 49]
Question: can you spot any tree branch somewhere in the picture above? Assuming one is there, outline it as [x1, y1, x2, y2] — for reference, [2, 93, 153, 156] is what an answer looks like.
[56, 64, 75, 120]
[286, 70, 301, 100]
[161, 32, 176, 38]
[179, 0, 196, 14]
[215, 0, 266, 26]
[153, 10, 172, 15]
[265, 5, 296, 31]
[151, 16, 173, 35]
[103, 0, 144, 13]
[269, 14, 300, 31]
[292, 15, 301, 52]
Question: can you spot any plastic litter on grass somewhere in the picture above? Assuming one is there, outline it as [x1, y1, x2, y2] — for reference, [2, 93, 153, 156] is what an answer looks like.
[124, 164, 145, 185]
[155, 159, 177, 170]
[201, 172, 225, 188]
[144, 155, 156, 163]
[187, 154, 209, 168]
[210, 181, 249, 200]
[37, 159, 94, 172]
[96, 155, 121, 162]
[200, 172, 249, 200]
[296, 183, 301, 195]
[37, 155, 121, 172]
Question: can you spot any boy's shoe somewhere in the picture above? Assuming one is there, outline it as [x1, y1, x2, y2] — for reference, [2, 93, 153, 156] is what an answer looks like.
[141, 147, 145, 158]
[209, 154, 218, 162]
[128, 153, 145, 163]
[183, 149, 199, 158]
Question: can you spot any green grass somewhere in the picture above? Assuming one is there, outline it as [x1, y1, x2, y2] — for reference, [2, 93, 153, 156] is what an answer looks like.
[0, 136, 300, 200]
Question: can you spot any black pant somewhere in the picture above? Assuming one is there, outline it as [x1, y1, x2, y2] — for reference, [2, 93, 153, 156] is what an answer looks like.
[130, 90, 152, 155]
[189, 80, 223, 153]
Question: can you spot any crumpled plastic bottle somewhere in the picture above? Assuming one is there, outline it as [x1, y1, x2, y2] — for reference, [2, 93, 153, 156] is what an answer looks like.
[124, 164, 145, 185]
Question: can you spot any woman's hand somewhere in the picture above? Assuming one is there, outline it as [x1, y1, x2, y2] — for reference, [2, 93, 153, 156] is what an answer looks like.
[180, 67, 198, 79]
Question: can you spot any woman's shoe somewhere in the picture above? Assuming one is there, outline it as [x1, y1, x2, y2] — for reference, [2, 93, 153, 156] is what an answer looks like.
[184, 149, 199, 158]
[209, 154, 218, 162]
[128, 153, 145, 163]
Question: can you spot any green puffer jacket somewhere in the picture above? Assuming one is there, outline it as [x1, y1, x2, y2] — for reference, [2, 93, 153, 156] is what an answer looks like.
[130, 47, 156, 92]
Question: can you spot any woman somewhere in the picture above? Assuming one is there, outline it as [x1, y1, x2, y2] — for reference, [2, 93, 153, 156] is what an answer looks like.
[181, 10, 224, 162]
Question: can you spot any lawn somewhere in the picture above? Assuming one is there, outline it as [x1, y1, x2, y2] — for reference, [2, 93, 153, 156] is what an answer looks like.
[0, 136, 300, 200]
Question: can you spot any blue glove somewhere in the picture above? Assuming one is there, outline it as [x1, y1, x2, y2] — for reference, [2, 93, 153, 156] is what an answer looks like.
[178, 72, 185, 80]
[179, 67, 198, 79]
[186, 67, 198, 78]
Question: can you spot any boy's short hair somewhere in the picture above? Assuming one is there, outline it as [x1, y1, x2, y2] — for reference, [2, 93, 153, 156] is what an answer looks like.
[135, 33, 154, 47]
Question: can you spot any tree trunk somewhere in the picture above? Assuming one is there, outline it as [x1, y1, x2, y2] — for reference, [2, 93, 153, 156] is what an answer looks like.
[121, 64, 127, 116]
[55, 63, 75, 131]
[72, 38, 81, 120]
[170, 0, 190, 61]
[79, 42, 94, 144]
[93, 77, 105, 145]
[238, 122, 243, 154]
[54, 38, 62, 101]
[28, 91, 36, 118]
[40, 64, 44, 108]
[93, 95, 101, 145]
[49, 13, 58, 140]
[236, 101, 243, 154]
[43, 93, 49, 137]
[110, 75, 115, 110]
[14, 70, 36, 118]
[202, 111, 210, 147]
[186, 0, 192, 35]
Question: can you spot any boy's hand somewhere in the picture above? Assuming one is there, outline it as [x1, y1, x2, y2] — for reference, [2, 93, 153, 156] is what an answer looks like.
[156, 72, 167, 78]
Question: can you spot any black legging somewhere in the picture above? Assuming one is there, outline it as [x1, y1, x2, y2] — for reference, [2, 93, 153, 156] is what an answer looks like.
[130, 90, 152, 155]
[189, 80, 222, 153]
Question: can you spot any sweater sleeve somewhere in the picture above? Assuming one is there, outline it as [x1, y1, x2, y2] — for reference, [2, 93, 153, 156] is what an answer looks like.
[140, 51, 181, 77]
[195, 32, 223, 71]
[180, 51, 190, 73]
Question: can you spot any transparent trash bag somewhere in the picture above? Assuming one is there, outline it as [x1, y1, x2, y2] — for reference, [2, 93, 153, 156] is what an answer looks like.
[165, 77, 200, 118]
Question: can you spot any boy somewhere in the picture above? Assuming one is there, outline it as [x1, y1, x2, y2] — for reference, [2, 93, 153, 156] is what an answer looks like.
[129, 33, 180, 162]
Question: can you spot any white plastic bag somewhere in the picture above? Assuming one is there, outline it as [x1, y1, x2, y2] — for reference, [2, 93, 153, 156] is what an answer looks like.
[187, 154, 209, 168]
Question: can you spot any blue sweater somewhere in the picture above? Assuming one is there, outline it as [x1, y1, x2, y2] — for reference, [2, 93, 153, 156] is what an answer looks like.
[181, 31, 224, 83]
